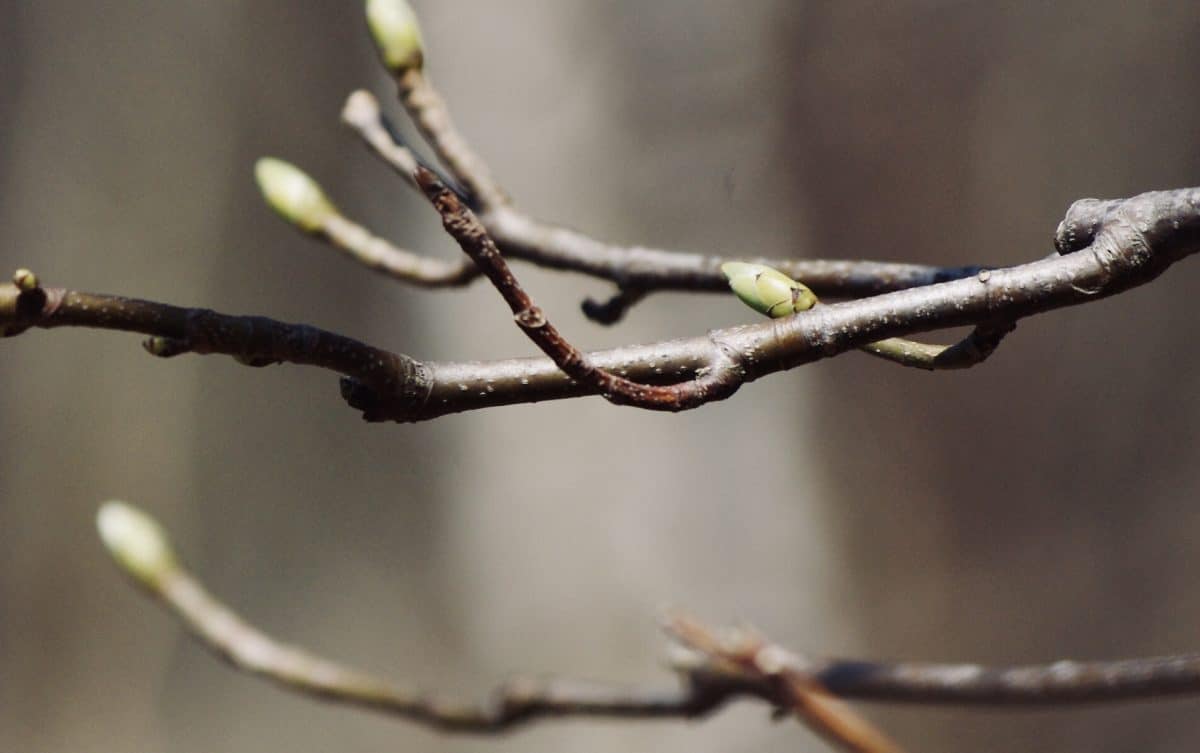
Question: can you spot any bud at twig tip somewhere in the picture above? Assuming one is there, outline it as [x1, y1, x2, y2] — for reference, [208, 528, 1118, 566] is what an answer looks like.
[366, 0, 424, 73]
[254, 158, 337, 233]
[96, 501, 178, 588]
[341, 90, 380, 128]
[13, 268, 38, 291]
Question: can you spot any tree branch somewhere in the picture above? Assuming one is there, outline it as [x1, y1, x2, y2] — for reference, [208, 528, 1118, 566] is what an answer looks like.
[94, 499, 1200, 753]
[723, 261, 1016, 370]
[5, 187, 1199, 421]
[341, 87, 987, 316]
[414, 166, 740, 411]
[254, 156, 479, 288]
[666, 615, 906, 753]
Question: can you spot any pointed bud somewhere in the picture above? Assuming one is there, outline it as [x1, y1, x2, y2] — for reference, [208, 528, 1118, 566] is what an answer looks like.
[255, 158, 337, 233]
[721, 262, 818, 318]
[366, 0, 425, 73]
[97, 501, 178, 589]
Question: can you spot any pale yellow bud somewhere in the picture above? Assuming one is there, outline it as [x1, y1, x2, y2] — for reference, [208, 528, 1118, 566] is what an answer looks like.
[366, 0, 424, 73]
[97, 501, 178, 589]
[255, 158, 337, 233]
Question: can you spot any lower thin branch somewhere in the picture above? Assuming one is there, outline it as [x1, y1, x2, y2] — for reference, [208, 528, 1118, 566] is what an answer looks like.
[158, 568, 728, 732]
[857, 321, 1014, 370]
[95, 499, 1200, 751]
[667, 615, 906, 753]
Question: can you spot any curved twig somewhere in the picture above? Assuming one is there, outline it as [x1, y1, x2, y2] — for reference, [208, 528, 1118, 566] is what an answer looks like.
[414, 167, 740, 411]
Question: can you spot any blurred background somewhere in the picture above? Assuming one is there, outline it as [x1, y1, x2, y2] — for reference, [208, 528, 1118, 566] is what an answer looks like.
[3, 2, 1200, 752]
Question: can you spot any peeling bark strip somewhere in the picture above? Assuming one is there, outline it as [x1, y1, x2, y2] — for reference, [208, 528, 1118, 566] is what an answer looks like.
[3, 188, 1199, 422]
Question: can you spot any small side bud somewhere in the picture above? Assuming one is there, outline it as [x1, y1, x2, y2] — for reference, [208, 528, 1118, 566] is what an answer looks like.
[13, 268, 39, 291]
[143, 336, 190, 358]
[366, 0, 424, 72]
[721, 262, 818, 318]
[97, 501, 178, 589]
[254, 158, 337, 233]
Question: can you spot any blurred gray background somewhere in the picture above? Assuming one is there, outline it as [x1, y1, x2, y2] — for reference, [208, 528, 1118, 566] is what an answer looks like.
[3, 2, 1200, 752]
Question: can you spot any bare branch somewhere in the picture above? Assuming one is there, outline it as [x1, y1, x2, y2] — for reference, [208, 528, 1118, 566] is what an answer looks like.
[5, 187, 1199, 421]
[94, 498, 1200, 753]
[255, 156, 478, 288]
[94, 503, 741, 732]
[858, 322, 1014, 370]
[342, 88, 988, 311]
[724, 260, 1016, 370]
[321, 212, 479, 287]
[414, 166, 740, 412]
[393, 68, 508, 210]
[0, 281, 433, 421]
[667, 615, 906, 753]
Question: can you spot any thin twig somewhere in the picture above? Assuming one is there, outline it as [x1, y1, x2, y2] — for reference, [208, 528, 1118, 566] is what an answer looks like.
[342, 88, 988, 313]
[94, 501, 735, 732]
[857, 321, 1014, 370]
[666, 614, 906, 753]
[393, 68, 508, 210]
[5, 187, 1200, 421]
[321, 212, 479, 287]
[414, 166, 739, 411]
[580, 286, 649, 325]
[95, 498, 1200, 752]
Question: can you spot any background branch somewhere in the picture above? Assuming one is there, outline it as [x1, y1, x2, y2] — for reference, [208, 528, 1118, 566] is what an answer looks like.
[95, 499, 1200, 753]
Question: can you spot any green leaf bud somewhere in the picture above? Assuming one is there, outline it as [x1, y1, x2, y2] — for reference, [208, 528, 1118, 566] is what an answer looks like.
[366, 0, 424, 73]
[720, 262, 818, 318]
[12, 268, 39, 291]
[96, 501, 178, 589]
[254, 158, 337, 233]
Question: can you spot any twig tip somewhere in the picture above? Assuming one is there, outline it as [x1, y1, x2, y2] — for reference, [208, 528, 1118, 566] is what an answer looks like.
[341, 89, 380, 127]
[96, 501, 178, 589]
[255, 157, 337, 233]
[366, 0, 424, 73]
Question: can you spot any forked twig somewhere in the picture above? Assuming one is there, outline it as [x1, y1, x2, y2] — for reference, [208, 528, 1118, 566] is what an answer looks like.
[340, 88, 987, 316]
[414, 166, 741, 411]
[666, 615, 906, 753]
